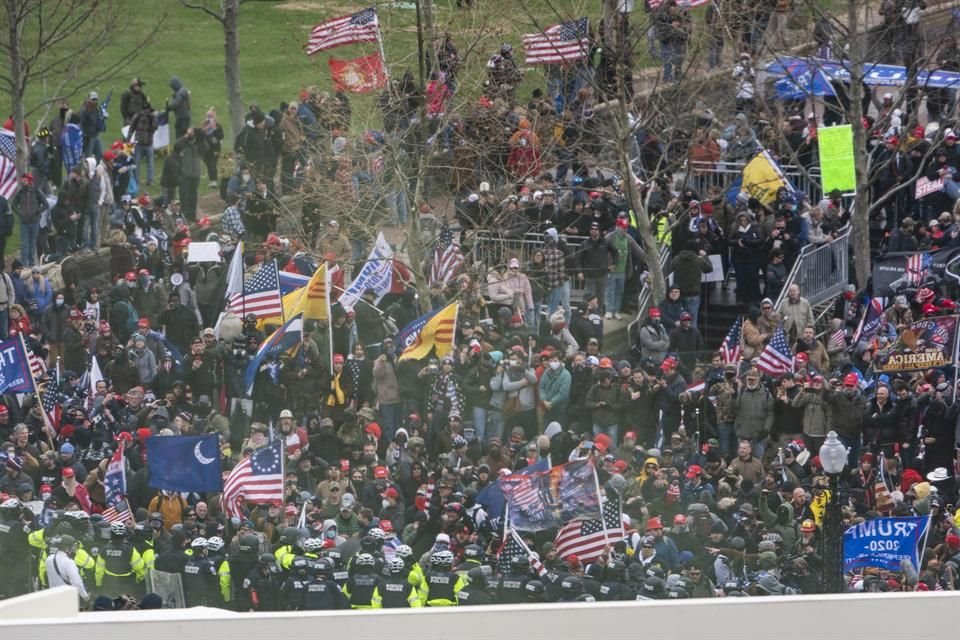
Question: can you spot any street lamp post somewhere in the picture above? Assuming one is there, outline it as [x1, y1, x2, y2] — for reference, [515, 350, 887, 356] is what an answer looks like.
[819, 431, 848, 594]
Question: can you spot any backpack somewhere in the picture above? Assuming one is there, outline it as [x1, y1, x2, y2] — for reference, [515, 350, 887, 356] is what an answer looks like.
[118, 299, 139, 332]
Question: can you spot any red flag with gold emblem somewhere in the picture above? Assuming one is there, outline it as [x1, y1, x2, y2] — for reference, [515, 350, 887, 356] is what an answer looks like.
[328, 52, 387, 94]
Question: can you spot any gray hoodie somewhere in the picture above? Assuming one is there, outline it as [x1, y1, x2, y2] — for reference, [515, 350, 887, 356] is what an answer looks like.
[167, 77, 191, 122]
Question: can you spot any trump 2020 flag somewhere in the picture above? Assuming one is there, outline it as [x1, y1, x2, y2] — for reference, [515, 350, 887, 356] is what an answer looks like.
[843, 515, 930, 573]
[0, 335, 37, 394]
[338, 232, 394, 311]
[146, 434, 223, 493]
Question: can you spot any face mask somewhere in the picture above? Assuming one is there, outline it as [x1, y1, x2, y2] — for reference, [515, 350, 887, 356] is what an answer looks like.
[242, 173, 251, 183]
[127, 281, 136, 288]
[55, 299, 64, 307]
[381, 499, 391, 510]
[548, 361, 562, 371]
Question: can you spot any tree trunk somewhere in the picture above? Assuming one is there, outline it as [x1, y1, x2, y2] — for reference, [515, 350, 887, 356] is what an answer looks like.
[605, 0, 666, 305]
[847, 0, 870, 288]
[223, 0, 245, 142]
[6, 0, 28, 175]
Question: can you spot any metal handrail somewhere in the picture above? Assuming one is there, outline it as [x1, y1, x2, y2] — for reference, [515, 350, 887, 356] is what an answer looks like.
[627, 244, 672, 342]
[774, 223, 852, 310]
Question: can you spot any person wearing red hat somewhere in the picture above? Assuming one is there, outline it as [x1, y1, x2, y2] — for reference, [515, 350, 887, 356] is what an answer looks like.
[636, 307, 669, 364]
[642, 514, 679, 569]
[822, 371, 866, 469]
[63, 305, 87, 374]
[379, 486, 404, 533]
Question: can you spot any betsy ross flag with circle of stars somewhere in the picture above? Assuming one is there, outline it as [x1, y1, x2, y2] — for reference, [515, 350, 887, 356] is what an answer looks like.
[222, 440, 284, 519]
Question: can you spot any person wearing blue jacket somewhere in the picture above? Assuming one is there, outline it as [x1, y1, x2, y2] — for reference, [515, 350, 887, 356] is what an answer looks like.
[60, 113, 84, 174]
[24, 266, 53, 319]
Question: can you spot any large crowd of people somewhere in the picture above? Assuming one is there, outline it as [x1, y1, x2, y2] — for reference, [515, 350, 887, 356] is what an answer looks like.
[1, 0, 960, 614]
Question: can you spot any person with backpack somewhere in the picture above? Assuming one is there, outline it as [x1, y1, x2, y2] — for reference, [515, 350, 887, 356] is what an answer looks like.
[109, 284, 138, 344]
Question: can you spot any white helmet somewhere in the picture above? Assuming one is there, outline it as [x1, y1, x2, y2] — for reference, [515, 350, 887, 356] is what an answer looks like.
[110, 521, 127, 536]
[368, 527, 386, 541]
[302, 538, 324, 552]
[206, 536, 225, 552]
[191, 537, 208, 549]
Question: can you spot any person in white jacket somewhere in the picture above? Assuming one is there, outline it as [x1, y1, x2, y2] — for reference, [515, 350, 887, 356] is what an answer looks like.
[46, 534, 91, 605]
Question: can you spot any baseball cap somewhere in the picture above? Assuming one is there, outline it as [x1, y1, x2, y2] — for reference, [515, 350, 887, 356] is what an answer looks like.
[382, 487, 399, 499]
[62, 467, 75, 478]
[684, 464, 703, 480]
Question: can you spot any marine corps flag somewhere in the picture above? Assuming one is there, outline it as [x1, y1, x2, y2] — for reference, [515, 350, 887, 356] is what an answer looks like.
[328, 52, 387, 94]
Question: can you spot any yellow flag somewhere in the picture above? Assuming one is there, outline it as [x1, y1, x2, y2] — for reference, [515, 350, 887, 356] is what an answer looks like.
[741, 150, 789, 205]
[260, 263, 327, 327]
[398, 302, 459, 361]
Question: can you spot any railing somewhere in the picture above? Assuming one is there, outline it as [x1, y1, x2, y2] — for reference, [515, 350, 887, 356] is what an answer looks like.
[774, 224, 852, 310]
[688, 161, 825, 204]
[468, 231, 584, 269]
[627, 244, 672, 343]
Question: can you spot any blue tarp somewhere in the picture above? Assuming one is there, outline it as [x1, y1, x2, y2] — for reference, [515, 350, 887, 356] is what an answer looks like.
[766, 57, 960, 100]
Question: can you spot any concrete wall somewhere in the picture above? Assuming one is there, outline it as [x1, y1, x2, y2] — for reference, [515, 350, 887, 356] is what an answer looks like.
[4, 588, 960, 640]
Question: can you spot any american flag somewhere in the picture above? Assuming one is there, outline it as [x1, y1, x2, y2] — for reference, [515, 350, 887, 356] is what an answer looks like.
[27, 350, 46, 378]
[102, 498, 133, 524]
[40, 379, 61, 433]
[222, 441, 284, 519]
[498, 528, 546, 576]
[554, 502, 626, 564]
[522, 18, 591, 65]
[757, 323, 794, 377]
[430, 223, 463, 287]
[0, 129, 18, 200]
[229, 260, 283, 319]
[102, 443, 131, 523]
[306, 8, 380, 55]
[502, 473, 545, 516]
[905, 253, 932, 286]
[720, 317, 743, 365]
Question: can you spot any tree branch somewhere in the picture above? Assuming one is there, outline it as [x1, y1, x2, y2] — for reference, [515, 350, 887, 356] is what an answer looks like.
[180, 0, 225, 25]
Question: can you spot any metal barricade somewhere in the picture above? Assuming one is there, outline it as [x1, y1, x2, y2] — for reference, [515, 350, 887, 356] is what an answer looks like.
[688, 161, 823, 204]
[774, 225, 851, 309]
[469, 231, 584, 268]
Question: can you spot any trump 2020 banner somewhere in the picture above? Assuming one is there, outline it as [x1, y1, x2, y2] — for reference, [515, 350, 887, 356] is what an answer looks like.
[874, 315, 958, 373]
[0, 335, 37, 394]
[843, 516, 930, 572]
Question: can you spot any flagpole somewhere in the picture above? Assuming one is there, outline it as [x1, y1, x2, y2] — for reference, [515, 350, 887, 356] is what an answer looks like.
[326, 263, 334, 371]
[276, 259, 285, 326]
[591, 463, 611, 549]
[375, 15, 390, 80]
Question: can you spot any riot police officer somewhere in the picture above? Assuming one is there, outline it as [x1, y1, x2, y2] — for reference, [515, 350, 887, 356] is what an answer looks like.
[244, 554, 282, 611]
[495, 555, 530, 604]
[343, 552, 380, 609]
[279, 555, 311, 610]
[94, 522, 145, 596]
[302, 558, 349, 611]
[183, 537, 219, 607]
[457, 565, 495, 606]
[375, 557, 422, 608]
[422, 550, 464, 606]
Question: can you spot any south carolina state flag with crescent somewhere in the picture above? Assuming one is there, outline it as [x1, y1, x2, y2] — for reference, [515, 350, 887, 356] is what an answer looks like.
[329, 52, 387, 94]
[398, 302, 459, 361]
[146, 434, 223, 493]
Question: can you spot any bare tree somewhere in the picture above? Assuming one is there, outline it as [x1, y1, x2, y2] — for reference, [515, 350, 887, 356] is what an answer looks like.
[180, 0, 247, 142]
[0, 0, 163, 173]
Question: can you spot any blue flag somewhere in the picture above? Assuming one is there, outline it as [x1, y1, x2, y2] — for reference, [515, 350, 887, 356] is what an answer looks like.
[843, 516, 930, 573]
[244, 313, 303, 395]
[476, 458, 550, 528]
[0, 336, 36, 394]
[146, 434, 223, 492]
